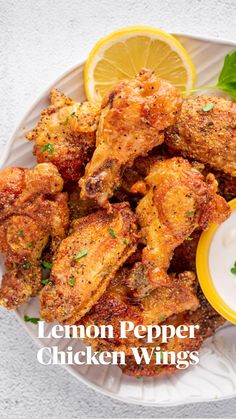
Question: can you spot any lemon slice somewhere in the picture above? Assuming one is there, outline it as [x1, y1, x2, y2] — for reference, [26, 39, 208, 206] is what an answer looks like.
[84, 26, 196, 102]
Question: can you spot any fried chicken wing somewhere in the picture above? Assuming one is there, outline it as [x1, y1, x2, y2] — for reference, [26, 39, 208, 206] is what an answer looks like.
[65, 182, 99, 221]
[165, 95, 236, 176]
[40, 203, 138, 324]
[26, 89, 100, 182]
[127, 157, 230, 296]
[0, 163, 69, 309]
[170, 230, 201, 273]
[79, 268, 199, 354]
[79, 69, 182, 208]
[120, 290, 225, 377]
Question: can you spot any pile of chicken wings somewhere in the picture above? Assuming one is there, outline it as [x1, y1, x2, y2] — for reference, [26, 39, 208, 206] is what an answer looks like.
[0, 68, 235, 376]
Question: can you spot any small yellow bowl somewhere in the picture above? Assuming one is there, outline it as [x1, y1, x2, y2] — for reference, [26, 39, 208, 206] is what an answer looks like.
[196, 198, 236, 324]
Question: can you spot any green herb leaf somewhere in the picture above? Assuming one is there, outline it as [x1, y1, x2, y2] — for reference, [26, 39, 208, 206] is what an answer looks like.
[217, 51, 236, 101]
[60, 116, 69, 126]
[109, 229, 116, 239]
[123, 239, 129, 245]
[186, 211, 195, 217]
[42, 260, 53, 269]
[230, 261, 236, 275]
[184, 51, 236, 101]
[24, 315, 40, 324]
[41, 143, 54, 155]
[185, 237, 193, 241]
[202, 102, 214, 112]
[159, 314, 166, 322]
[27, 241, 34, 248]
[41, 278, 50, 286]
[21, 260, 31, 270]
[113, 185, 119, 192]
[17, 229, 24, 237]
[73, 248, 88, 259]
[68, 278, 76, 286]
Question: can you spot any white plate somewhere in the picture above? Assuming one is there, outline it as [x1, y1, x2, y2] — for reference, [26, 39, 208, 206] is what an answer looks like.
[1, 33, 236, 406]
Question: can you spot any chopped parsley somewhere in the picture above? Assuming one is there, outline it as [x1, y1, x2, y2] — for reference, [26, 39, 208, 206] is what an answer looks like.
[123, 239, 129, 245]
[109, 229, 116, 239]
[113, 185, 119, 193]
[159, 314, 166, 322]
[186, 211, 195, 217]
[41, 143, 54, 155]
[185, 237, 193, 241]
[42, 260, 53, 269]
[24, 315, 40, 324]
[60, 116, 69, 125]
[230, 261, 236, 275]
[68, 278, 76, 286]
[21, 260, 31, 270]
[202, 102, 214, 112]
[41, 278, 50, 286]
[73, 248, 88, 259]
[27, 241, 34, 248]
[17, 229, 24, 237]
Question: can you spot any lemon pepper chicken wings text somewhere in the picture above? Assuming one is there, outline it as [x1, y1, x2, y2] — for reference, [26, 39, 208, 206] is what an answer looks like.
[127, 157, 230, 296]
[40, 202, 138, 324]
[78, 268, 199, 354]
[120, 290, 225, 377]
[26, 89, 100, 182]
[0, 163, 69, 309]
[165, 95, 236, 176]
[79, 69, 182, 208]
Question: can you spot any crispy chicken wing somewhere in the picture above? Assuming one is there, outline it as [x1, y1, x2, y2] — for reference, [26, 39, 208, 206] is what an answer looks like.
[165, 95, 236, 176]
[26, 89, 100, 182]
[0, 163, 69, 309]
[120, 290, 225, 376]
[79, 268, 199, 354]
[79, 69, 182, 208]
[66, 182, 99, 221]
[40, 203, 138, 324]
[127, 157, 230, 296]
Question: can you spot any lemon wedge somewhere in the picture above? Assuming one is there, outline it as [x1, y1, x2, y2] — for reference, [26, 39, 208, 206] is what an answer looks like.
[84, 26, 196, 102]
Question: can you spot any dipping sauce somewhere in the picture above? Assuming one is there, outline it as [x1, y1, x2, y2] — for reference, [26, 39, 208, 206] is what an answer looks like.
[197, 198, 236, 324]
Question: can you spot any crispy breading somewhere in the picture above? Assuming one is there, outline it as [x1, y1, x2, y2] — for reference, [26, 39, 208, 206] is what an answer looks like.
[0, 163, 69, 309]
[127, 157, 230, 296]
[165, 95, 236, 176]
[26, 89, 100, 182]
[78, 269, 199, 354]
[120, 290, 225, 376]
[40, 203, 138, 324]
[79, 69, 182, 208]
[65, 182, 99, 221]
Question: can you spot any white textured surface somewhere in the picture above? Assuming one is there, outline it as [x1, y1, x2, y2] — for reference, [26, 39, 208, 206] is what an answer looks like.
[0, 0, 236, 417]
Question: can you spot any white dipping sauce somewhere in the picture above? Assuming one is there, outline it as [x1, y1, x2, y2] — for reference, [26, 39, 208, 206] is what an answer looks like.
[209, 211, 236, 311]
